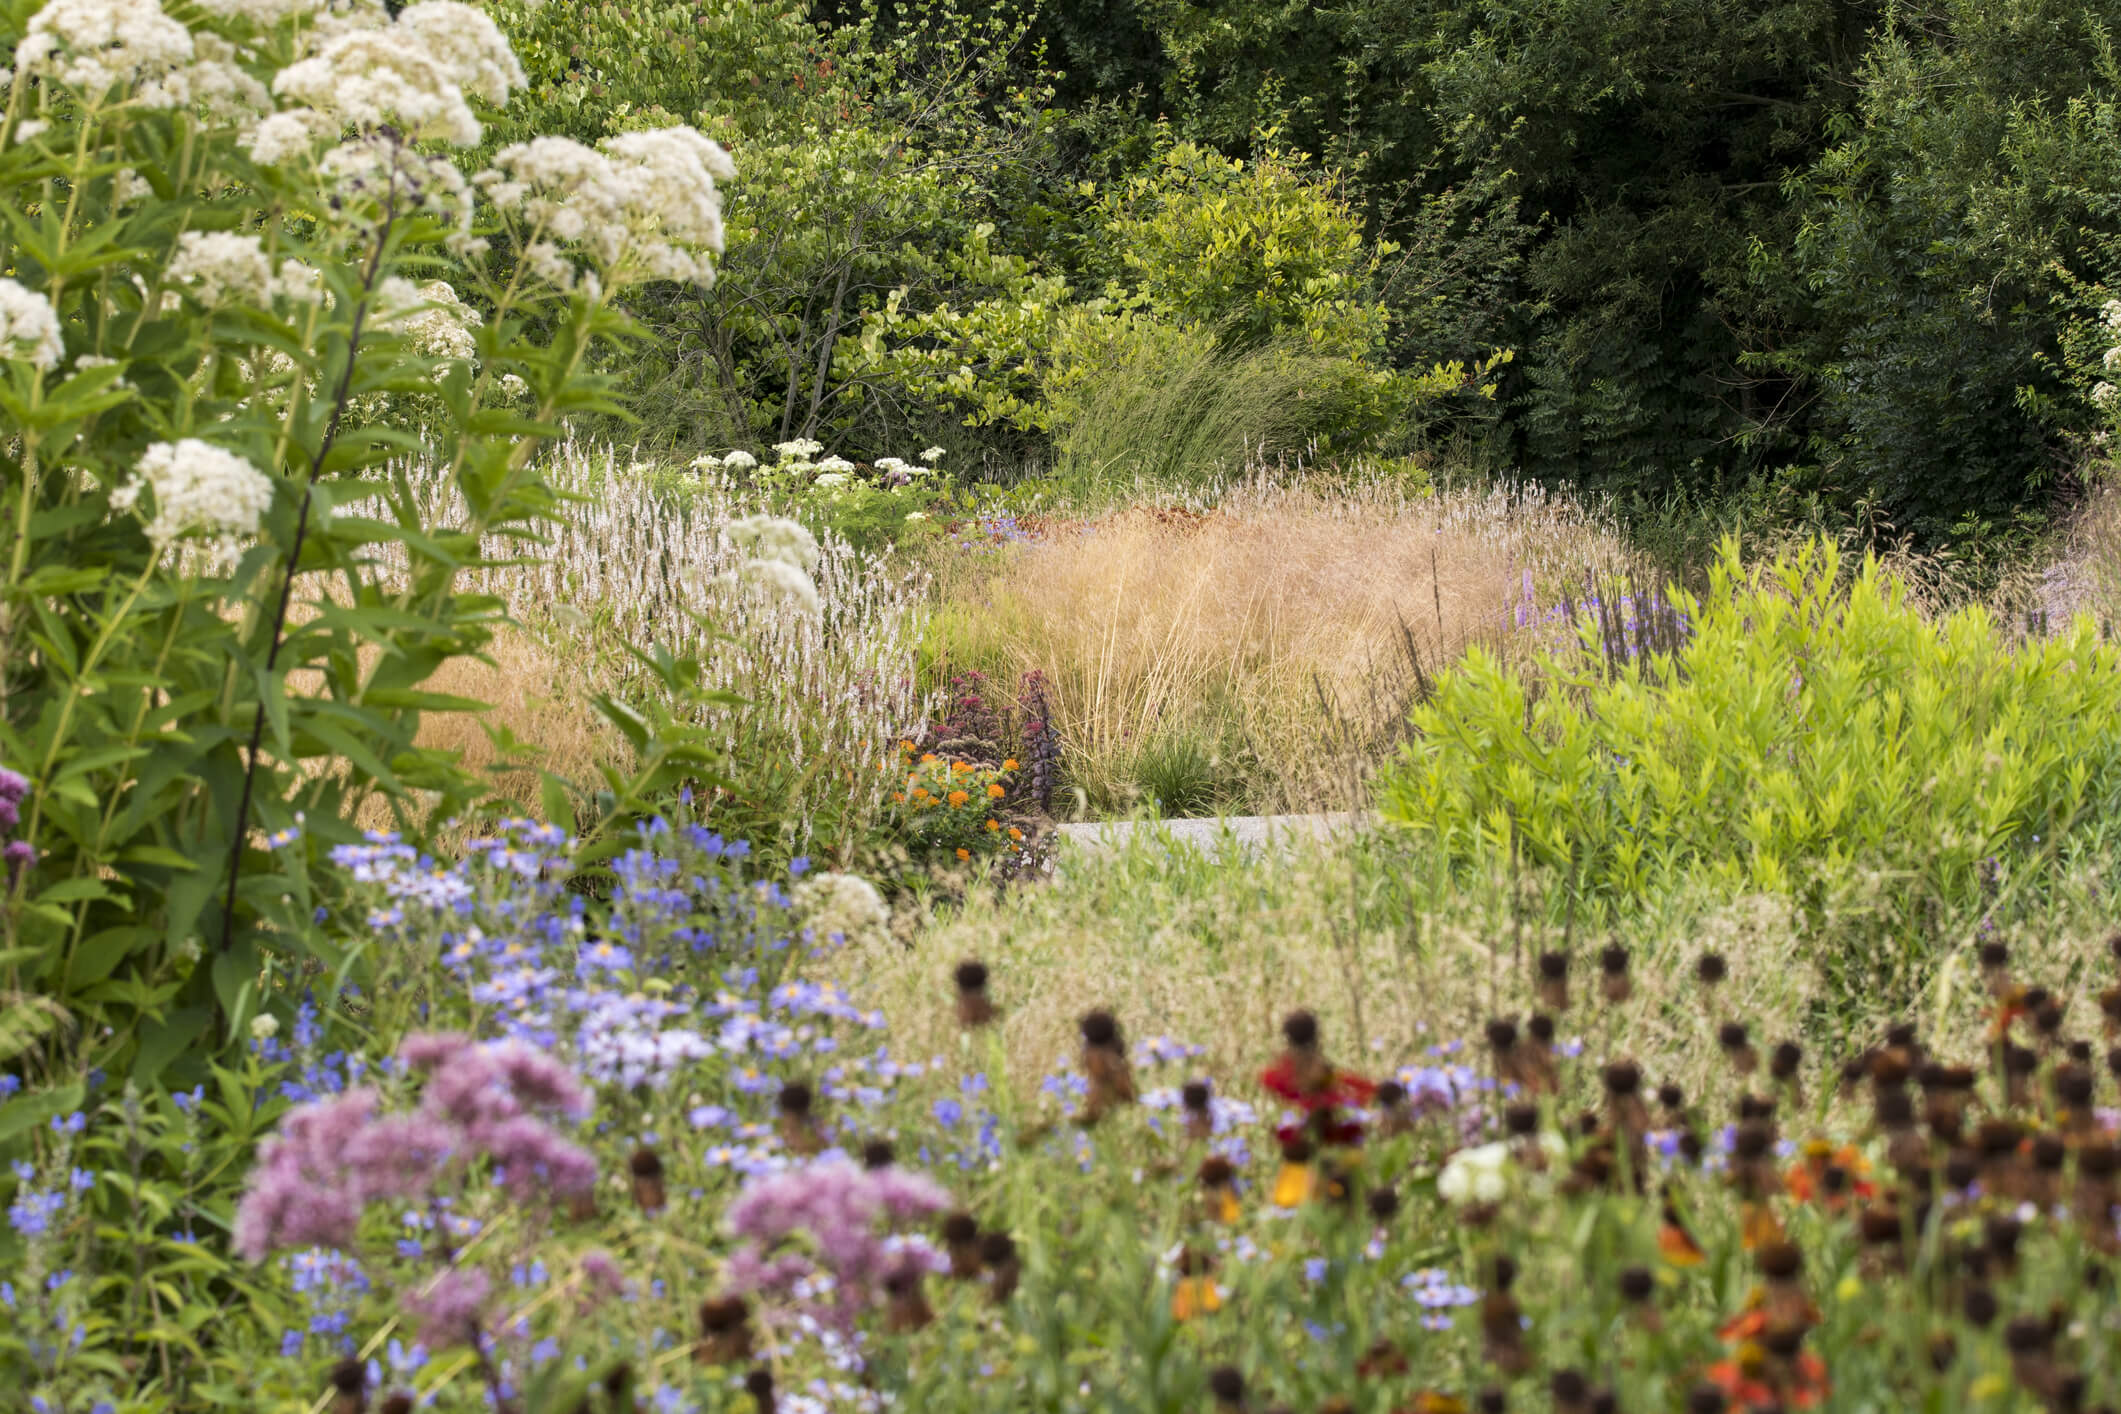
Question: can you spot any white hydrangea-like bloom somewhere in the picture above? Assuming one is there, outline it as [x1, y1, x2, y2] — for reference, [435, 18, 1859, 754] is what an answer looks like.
[112, 167, 153, 203]
[792, 871, 889, 946]
[141, 32, 271, 116]
[873, 456, 908, 474]
[812, 472, 849, 490]
[373, 277, 477, 359]
[2102, 345, 2121, 373]
[477, 125, 732, 289]
[275, 3, 520, 147]
[111, 438, 276, 561]
[720, 449, 757, 471]
[317, 138, 479, 252]
[0, 277, 65, 370]
[166, 230, 277, 306]
[727, 513, 819, 571]
[242, 110, 328, 165]
[815, 455, 855, 473]
[772, 438, 822, 462]
[2095, 382, 2118, 409]
[16, 0, 194, 101]
[2104, 298, 2121, 332]
[735, 556, 820, 617]
[689, 454, 724, 472]
[920, 446, 946, 461]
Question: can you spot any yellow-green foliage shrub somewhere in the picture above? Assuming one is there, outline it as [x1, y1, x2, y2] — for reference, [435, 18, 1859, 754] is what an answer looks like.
[1379, 541, 2121, 910]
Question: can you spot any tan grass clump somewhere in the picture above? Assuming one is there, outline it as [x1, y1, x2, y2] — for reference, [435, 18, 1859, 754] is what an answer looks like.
[925, 473, 1633, 815]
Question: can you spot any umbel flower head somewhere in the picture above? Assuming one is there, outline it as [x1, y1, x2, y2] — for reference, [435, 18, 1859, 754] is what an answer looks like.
[11, 0, 194, 103]
[0, 278, 65, 370]
[110, 439, 275, 563]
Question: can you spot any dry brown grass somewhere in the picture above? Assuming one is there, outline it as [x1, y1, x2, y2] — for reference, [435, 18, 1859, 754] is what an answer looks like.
[925, 475, 1634, 815]
[349, 622, 622, 837]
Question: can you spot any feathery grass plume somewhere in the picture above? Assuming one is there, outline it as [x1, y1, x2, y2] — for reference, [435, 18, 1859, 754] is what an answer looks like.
[1076, 1009, 1136, 1124]
[940, 1212, 981, 1278]
[629, 1147, 665, 1216]
[954, 959, 996, 1028]
[695, 1295, 752, 1366]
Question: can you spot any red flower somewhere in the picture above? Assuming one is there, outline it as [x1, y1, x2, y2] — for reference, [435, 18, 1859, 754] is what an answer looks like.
[1259, 1056, 1376, 1111]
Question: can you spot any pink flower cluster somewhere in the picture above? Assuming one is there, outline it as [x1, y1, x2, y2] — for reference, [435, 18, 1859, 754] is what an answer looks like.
[725, 1159, 952, 1330]
[234, 1032, 596, 1264]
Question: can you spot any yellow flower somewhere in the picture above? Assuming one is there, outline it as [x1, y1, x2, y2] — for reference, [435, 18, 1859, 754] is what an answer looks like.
[1170, 1277, 1221, 1321]
[1271, 1161, 1314, 1208]
[986, 783, 1005, 798]
[947, 790, 970, 807]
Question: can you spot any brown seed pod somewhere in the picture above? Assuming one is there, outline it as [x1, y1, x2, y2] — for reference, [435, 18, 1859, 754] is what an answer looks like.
[628, 1146, 666, 1216]
[954, 959, 996, 1028]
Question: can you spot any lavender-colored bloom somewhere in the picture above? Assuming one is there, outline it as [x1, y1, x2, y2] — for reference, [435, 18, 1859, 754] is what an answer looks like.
[0, 767, 28, 803]
[725, 1159, 954, 1330]
[402, 1266, 491, 1348]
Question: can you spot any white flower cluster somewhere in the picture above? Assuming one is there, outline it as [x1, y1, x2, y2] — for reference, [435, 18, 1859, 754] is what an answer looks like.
[478, 126, 734, 292]
[716, 513, 821, 616]
[2095, 302, 2121, 411]
[13, 0, 193, 102]
[374, 277, 477, 359]
[1435, 1133, 1565, 1207]
[273, 1, 521, 147]
[0, 277, 65, 371]
[791, 871, 890, 947]
[165, 231, 319, 308]
[111, 438, 276, 562]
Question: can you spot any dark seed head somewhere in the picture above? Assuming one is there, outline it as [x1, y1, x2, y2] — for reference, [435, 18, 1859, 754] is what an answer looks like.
[940, 1211, 978, 1244]
[1550, 1370, 1588, 1404]
[1770, 1042, 1803, 1080]
[1207, 1366, 1245, 1403]
[1486, 1018, 1519, 1052]
[699, 1295, 748, 1333]
[1963, 1284, 1999, 1327]
[1732, 1120, 1774, 1159]
[1367, 1185, 1400, 1223]
[2032, 1133, 2068, 1172]
[1686, 1384, 1728, 1414]
[2003, 1314, 2051, 1354]
[745, 1369, 775, 1398]
[1875, 1087, 1914, 1128]
[954, 960, 988, 993]
[1181, 1080, 1211, 1112]
[776, 1081, 813, 1116]
[1618, 1265, 1654, 1303]
[1695, 953, 1727, 985]
[1282, 1010, 1319, 1049]
[1504, 1103, 1539, 1136]
[861, 1138, 895, 1170]
[1657, 1083, 1684, 1110]
[1527, 1013, 1556, 1044]
[1600, 944, 1630, 976]
[2057, 1066, 2096, 1108]
[1602, 1061, 1641, 1096]
[628, 1147, 663, 1179]
[1198, 1155, 1235, 1187]
[978, 1232, 1016, 1266]
[1985, 1214, 2023, 1259]
[1376, 1080, 1406, 1107]
[1718, 1021, 1749, 1051]
[1080, 1010, 1120, 1048]
[328, 1359, 366, 1395]
[1489, 1253, 1518, 1291]
[1944, 1149, 1978, 1190]
[1476, 1389, 1507, 1414]
[1979, 941, 2010, 971]
[1757, 1241, 1802, 1280]
[1538, 951, 1569, 981]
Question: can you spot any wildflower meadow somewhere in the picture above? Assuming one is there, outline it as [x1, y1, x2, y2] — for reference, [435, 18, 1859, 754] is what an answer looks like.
[10, 0, 2121, 1411]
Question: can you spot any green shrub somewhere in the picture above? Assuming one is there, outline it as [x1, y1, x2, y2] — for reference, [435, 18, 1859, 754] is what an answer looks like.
[1378, 540, 2121, 914]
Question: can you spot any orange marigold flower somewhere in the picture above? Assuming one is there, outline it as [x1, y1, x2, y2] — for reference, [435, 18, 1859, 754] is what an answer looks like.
[1002, 758, 1019, 771]
[919, 753, 938, 764]
[985, 819, 1000, 832]
[1008, 826, 1024, 840]
[986, 783, 1005, 798]
[955, 847, 970, 861]
[947, 789, 970, 807]
[1658, 1221, 1706, 1267]
[892, 792, 906, 803]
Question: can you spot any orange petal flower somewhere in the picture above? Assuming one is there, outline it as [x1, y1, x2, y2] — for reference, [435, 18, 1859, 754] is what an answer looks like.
[1171, 1277, 1222, 1320]
[1658, 1221, 1706, 1267]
